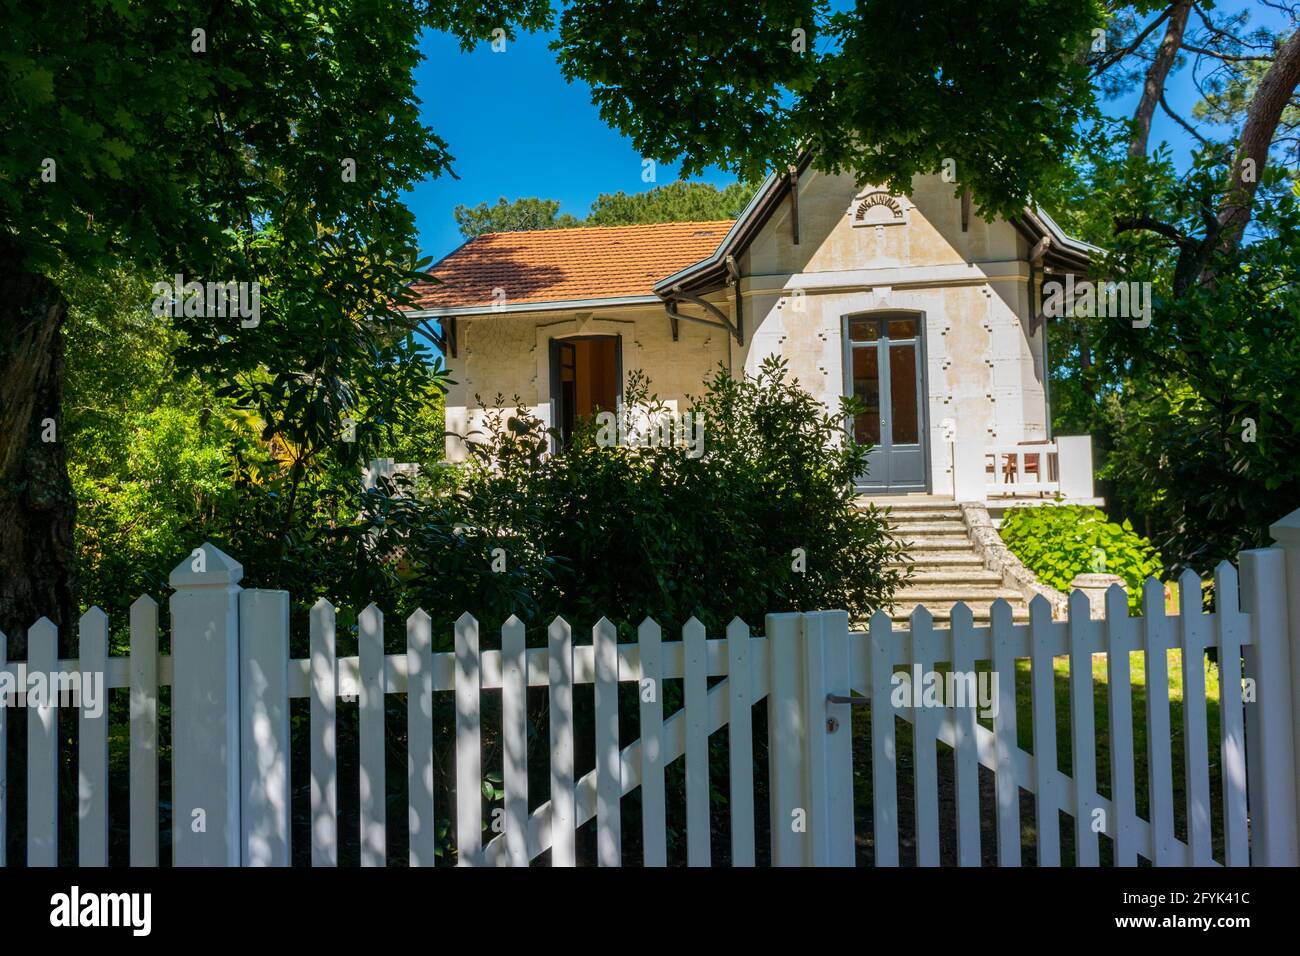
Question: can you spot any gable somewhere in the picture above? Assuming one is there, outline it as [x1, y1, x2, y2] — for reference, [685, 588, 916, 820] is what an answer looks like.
[656, 157, 1096, 298]
[743, 170, 1033, 278]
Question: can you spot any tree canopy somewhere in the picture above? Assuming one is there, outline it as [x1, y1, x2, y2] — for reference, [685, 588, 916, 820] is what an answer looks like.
[453, 180, 758, 237]
[0, 0, 548, 638]
[554, 0, 1105, 219]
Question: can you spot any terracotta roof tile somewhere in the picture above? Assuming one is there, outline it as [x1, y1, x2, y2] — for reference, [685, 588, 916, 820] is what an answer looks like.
[408, 220, 733, 311]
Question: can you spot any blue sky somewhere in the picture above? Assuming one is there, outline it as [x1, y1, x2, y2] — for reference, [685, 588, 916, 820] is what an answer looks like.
[407, 27, 738, 264]
[406, 2, 1276, 264]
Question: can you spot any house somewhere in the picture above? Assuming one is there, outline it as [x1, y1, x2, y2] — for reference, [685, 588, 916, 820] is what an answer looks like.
[405, 158, 1101, 504]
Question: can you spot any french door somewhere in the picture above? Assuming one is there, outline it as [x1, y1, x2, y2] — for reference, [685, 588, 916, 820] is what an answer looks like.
[846, 313, 927, 492]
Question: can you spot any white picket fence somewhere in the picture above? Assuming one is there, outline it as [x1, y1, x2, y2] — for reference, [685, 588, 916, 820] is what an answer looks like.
[3, 515, 1300, 867]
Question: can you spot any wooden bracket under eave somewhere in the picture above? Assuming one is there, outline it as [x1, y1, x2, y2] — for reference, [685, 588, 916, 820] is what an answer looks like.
[789, 164, 800, 245]
[1026, 238, 1052, 336]
[440, 316, 458, 358]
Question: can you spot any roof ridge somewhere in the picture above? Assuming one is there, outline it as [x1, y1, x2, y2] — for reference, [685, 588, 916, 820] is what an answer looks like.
[470, 219, 735, 240]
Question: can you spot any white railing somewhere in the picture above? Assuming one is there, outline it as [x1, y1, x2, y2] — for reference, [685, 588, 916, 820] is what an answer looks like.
[3, 510, 1299, 867]
[953, 434, 1095, 502]
[984, 442, 1059, 495]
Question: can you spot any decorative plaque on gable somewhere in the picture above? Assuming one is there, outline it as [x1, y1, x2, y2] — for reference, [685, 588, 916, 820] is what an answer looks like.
[848, 190, 908, 227]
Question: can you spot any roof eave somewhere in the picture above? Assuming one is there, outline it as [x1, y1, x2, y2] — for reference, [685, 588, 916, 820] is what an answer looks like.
[403, 294, 664, 319]
[1017, 205, 1100, 273]
[654, 152, 816, 298]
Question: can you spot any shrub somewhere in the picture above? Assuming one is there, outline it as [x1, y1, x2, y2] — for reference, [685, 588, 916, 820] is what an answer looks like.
[376, 354, 907, 638]
[998, 505, 1162, 609]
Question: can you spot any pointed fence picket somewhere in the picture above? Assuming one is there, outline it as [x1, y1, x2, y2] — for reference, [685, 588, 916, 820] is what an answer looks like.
[358, 604, 386, 867]
[990, 599, 1021, 867]
[0, 626, 6, 868]
[638, 618, 667, 867]
[78, 608, 109, 867]
[683, 617, 710, 866]
[501, 615, 529, 867]
[407, 610, 435, 867]
[909, 608, 940, 867]
[547, 616, 576, 867]
[726, 617, 755, 866]
[949, 602, 980, 867]
[869, 611, 900, 867]
[1178, 569, 1213, 866]
[27, 618, 58, 866]
[1029, 596, 1060, 866]
[454, 612, 482, 867]
[309, 598, 338, 866]
[2, 521, 1300, 869]
[593, 618, 622, 867]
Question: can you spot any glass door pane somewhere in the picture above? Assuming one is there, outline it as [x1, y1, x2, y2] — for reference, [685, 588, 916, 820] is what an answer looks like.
[851, 345, 881, 445]
[888, 342, 918, 444]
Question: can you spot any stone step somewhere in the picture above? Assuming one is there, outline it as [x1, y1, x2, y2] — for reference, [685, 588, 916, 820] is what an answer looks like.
[886, 600, 1030, 623]
[891, 552, 985, 567]
[899, 536, 973, 551]
[882, 510, 964, 523]
[863, 501, 961, 514]
[896, 585, 1023, 602]
[889, 521, 968, 535]
[858, 495, 957, 510]
[905, 568, 1004, 585]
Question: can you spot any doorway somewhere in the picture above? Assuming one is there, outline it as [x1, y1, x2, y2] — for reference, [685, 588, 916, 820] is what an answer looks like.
[845, 313, 928, 492]
[550, 335, 621, 446]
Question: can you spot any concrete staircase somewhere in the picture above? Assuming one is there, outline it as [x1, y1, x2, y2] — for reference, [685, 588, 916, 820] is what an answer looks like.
[859, 495, 1030, 624]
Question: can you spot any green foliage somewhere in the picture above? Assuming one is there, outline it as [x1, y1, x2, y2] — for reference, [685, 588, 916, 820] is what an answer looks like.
[369, 356, 907, 639]
[999, 505, 1163, 609]
[584, 180, 757, 225]
[61, 270, 247, 629]
[1036, 127, 1300, 569]
[554, 0, 1105, 218]
[59, 262, 455, 634]
[453, 180, 758, 238]
[453, 197, 582, 237]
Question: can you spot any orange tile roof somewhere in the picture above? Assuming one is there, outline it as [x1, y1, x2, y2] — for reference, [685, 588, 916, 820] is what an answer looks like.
[408, 220, 733, 311]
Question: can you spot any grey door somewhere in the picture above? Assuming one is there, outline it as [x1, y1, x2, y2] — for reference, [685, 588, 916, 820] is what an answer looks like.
[847, 313, 927, 492]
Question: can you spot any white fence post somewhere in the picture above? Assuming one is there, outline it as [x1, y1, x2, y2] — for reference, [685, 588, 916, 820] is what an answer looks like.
[1239, 545, 1299, 865]
[801, 611, 855, 866]
[169, 542, 243, 866]
[952, 440, 987, 503]
[1267, 507, 1300, 861]
[240, 588, 291, 866]
[1056, 435, 1094, 500]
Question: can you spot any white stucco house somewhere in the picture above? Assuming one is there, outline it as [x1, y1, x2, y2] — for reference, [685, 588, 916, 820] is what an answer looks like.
[404, 157, 1100, 506]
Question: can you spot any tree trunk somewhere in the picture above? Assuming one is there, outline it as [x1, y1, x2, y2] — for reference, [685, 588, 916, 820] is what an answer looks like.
[0, 241, 77, 655]
[1130, 0, 1193, 158]
[1215, 28, 1300, 253]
